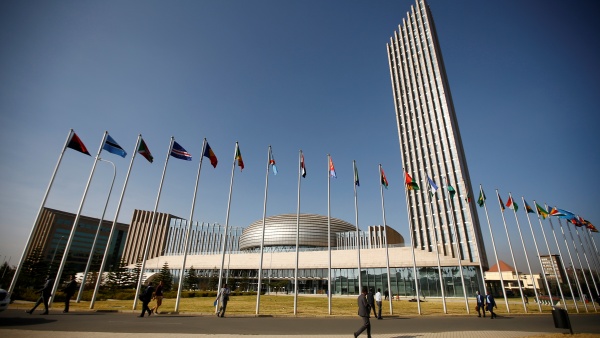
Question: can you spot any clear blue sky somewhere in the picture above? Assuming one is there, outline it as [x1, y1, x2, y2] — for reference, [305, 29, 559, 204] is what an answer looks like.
[1, 0, 599, 275]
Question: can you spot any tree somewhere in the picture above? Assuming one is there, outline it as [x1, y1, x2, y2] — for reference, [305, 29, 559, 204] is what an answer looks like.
[106, 260, 134, 291]
[158, 262, 173, 291]
[131, 257, 142, 289]
[0, 261, 15, 290]
[184, 266, 199, 291]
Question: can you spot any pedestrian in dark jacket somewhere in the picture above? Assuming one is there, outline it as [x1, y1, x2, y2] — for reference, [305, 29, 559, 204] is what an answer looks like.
[26, 276, 53, 315]
[139, 282, 154, 317]
[366, 288, 377, 318]
[354, 286, 371, 338]
[62, 275, 78, 313]
[486, 291, 497, 319]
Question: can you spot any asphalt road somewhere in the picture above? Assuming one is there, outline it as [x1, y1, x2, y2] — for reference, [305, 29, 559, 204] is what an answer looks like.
[1, 309, 599, 337]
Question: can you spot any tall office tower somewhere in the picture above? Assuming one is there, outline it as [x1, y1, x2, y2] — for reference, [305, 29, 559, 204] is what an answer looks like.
[387, 0, 488, 267]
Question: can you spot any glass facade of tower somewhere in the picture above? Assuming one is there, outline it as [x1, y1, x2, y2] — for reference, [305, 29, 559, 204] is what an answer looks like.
[387, 0, 488, 268]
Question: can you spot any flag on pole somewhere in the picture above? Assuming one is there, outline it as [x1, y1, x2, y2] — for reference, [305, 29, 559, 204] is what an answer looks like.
[380, 167, 388, 189]
[506, 196, 518, 212]
[583, 220, 598, 232]
[536, 203, 549, 219]
[171, 141, 192, 161]
[236, 145, 244, 170]
[549, 207, 566, 217]
[204, 142, 218, 168]
[137, 138, 154, 163]
[354, 163, 360, 186]
[570, 217, 584, 227]
[269, 147, 277, 175]
[477, 188, 486, 207]
[524, 200, 534, 213]
[446, 181, 456, 199]
[103, 134, 127, 158]
[300, 153, 306, 178]
[427, 176, 438, 196]
[67, 132, 91, 156]
[329, 156, 336, 178]
[405, 172, 420, 190]
[498, 195, 505, 211]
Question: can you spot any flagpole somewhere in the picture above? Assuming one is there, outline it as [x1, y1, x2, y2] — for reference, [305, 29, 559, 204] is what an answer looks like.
[544, 205, 569, 311]
[465, 181, 487, 296]
[582, 228, 600, 293]
[352, 160, 362, 292]
[8, 129, 74, 296]
[426, 176, 446, 314]
[534, 200, 564, 308]
[175, 138, 206, 313]
[133, 137, 174, 310]
[479, 185, 509, 312]
[552, 215, 589, 313]
[496, 190, 527, 312]
[570, 221, 598, 311]
[558, 218, 598, 312]
[217, 142, 238, 313]
[509, 193, 542, 312]
[77, 158, 116, 302]
[402, 169, 421, 314]
[294, 150, 303, 315]
[256, 145, 271, 315]
[50, 131, 108, 307]
[327, 155, 332, 315]
[444, 176, 469, 314]
[522, 198, 554, 308]
[91, 135, 142, 309]
[379, 165, 393, 315]
[586, 229, 600, 280]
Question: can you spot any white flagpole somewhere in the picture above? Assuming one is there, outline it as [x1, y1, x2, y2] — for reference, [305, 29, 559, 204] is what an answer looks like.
[77, 158, 116, 302]
[256, 145, 271, 315]
[509, 193, 542, 313]
[379, 165, 393, 315]
[294, 150, 303, 315]
[217, 142, 238, 313]
[544, 205, 570, 311]
[445, 176, 469, 314]
[327, 155, 332, 315]
[522, 197, 554, 308]
[402, 169, 421, 314]
[8, 129, 75, 296]
[175, 138, 207, 313]
[133, 137, 174, 309]
[552, 218, 588, 313]
[558, 218, 598, 312]
[570, 221, 598, 311]
[426, 176, 446, 314]
[50, 131, 108, 307]
[479, 185, 509, 312]
[464, 181, 487, 296]
[582, 228, 600, 293]
[586, 229, 600, 283]
[496, 190, 527, 312]
[352, 160, 362, 291]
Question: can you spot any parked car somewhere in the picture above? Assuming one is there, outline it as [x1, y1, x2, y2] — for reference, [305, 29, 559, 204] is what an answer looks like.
[0, 289, 10, 312]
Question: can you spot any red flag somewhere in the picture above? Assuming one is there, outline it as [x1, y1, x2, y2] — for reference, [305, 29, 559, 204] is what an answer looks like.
[67, 132, 91, 156]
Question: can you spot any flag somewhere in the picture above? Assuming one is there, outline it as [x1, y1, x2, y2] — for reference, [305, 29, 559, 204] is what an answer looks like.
[380, 167, 388, 189]
[536, 203, 548, 219]
[203, 142, 218, 168]
[498, 195, 505, 211]
[269, 147, 277, 175]
[524, 200, 534, 213]
[137, 138, 153, 163]
[570, 217, 584, 227]
[556, 208, 575, 219]
[300, 153, 306, 178]
[354, 163, 360, 186]
[103, 134, 127, 158]
[329, 156, 336, 178]
[465, 190, 471, 203]
[549, 207, 566, 217]
[583, 220, 598, 232]
[477, 189, 486, 207]
[67, 132, 91, 156]
[236, 145, 244, 171]
[171, 141, 192, 161]
[506, 196, 518, 212]
[427, 176, 438, 196]
[446, 182, 456, 199]
[405, 172, 420, 190]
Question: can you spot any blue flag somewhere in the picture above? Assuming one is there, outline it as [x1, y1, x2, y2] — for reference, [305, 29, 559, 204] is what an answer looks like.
[103, 134, 127, 158]
[171, 141, 192, 161]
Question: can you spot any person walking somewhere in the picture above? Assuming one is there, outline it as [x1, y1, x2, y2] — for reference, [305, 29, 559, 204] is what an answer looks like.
[151, 280, 164, 314]
[26, 276, 53, 315]
[139, 282, 154, 317]
[215, 283, 231, 318]
[354, 286, 371, 338]
[486, 290, 497, 319]
[62, 275, 78, 313]
[374, 288, 383, 319]
[475, 290, 486, 318]
[366, 287, 377, 318]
